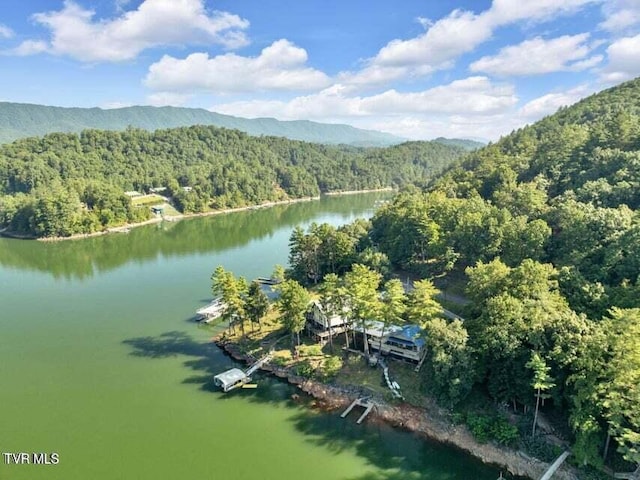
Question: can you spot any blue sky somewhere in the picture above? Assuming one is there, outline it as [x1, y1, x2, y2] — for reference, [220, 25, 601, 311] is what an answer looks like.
[1, 0, 639, 140]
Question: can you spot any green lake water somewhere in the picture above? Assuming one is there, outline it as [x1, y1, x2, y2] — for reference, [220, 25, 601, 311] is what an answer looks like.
[0, 193, 510, 480]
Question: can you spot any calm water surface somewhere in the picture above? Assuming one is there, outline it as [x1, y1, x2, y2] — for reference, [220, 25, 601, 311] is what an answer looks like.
[0, 193, 509, 480]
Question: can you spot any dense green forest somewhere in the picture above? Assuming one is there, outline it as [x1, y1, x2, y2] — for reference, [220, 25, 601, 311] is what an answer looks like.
[286, 78, 640, 472]
[0, 126, 463, 237]
[0, 102, 403, 146]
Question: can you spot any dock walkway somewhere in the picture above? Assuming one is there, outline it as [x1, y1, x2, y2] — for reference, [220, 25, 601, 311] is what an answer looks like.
[538, 450, 571, 480]
[213, 353, 272, 392]
[341, 397, 375, 424]
[614, 465, 640, 480]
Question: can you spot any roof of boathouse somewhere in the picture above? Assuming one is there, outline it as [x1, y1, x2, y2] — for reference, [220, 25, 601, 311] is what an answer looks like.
[213, 368, 247, 387]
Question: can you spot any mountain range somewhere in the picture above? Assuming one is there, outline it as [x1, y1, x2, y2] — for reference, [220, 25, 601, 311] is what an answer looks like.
[0, 102, 484, 149]
[0, 102, 406, 146]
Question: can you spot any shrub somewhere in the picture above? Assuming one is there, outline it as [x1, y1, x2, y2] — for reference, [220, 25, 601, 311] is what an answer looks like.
[319, 356, 343, 380]
[489, 417, 519, 446]
[295, 360, 315, 378]
[298, 344, 323, 357]
[521, 436, 563, 463]
[466, 413, 493, 443]
[465, 413, 520, 446]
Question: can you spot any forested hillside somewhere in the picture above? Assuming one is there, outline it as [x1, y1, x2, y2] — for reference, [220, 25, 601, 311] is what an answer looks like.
[0, 102, 403, 146]
[432, 137, 485, 151]
[364, 78, 640, 470]
[0, 126, 463, 237]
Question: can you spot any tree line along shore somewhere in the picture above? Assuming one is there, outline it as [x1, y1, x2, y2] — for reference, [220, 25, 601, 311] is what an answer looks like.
[0, 125, 464, 239]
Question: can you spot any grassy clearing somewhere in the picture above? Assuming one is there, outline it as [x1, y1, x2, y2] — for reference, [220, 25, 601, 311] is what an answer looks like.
[336, 354, 390, 398]
[161, 203, 181, 216]
[388, 361, 428, 407]
[131, 194, 166, 206]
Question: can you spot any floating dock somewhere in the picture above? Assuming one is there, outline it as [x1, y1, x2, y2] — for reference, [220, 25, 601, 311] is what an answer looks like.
[341, 397, 375, 424]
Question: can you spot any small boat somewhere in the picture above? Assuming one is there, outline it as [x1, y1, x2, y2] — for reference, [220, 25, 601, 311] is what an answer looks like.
[195, 298, 226, 323]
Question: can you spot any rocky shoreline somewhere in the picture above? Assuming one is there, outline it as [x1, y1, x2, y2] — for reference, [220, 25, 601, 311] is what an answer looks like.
[215, 337, 579, 480]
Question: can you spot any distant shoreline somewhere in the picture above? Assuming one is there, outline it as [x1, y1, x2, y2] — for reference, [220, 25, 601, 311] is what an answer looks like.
[0, 188, 393, 242]
[323, 187, 393, 196]
[36, 196, 320, 242]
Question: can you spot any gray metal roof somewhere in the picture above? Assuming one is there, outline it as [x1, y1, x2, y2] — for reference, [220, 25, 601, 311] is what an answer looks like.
[213, 368, 247, 387]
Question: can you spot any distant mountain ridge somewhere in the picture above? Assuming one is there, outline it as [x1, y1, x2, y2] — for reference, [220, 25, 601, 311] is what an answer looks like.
[0, 102, 405, 146]
[432, 137, 485, 151]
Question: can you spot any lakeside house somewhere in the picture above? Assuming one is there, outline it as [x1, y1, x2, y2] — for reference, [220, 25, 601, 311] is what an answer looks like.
[305, 300, 349, 344]
[373, 324, 426, 363]
[305, 300, 426, 363]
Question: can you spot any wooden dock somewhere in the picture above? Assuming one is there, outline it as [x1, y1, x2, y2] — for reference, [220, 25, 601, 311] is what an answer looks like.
[341, 397, 375, 424]
[538, 450, 571, 480]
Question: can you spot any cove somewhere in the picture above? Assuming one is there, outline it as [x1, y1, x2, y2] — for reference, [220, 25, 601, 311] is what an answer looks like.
[0, 192, 510, 480]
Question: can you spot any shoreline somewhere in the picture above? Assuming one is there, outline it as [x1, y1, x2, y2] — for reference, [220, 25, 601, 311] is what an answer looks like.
[2, 189, 393, 242]
[0, 195, 322, 242]
[215, 337, 579, 480]
[323, 187, 393, 196]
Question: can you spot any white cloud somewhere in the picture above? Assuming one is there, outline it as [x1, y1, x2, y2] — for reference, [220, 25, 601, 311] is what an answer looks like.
[11, 40, 49, 56]
[519, 85, 593, 119]
[361, 114, 523, 142]
[213, 76, 517, 122]
[146, 92, 193, 107]
[570, 55, 604, 71]
[338, 64, 410, 90]
[343, 0, 598, 88]
[470, 34, 601, 76]
[145, 39, 331, 94]
[212, 78, 603, 141]
[488, 0, 599, 24]
[15, 0, 249, 62]
[360, 77, 517, 115]
[101, 101, 134, 109]
[601, 34, 640, 82]
[600, 0, 640, 31]
[365, 82, 595, 140]
[374, 9, 493, 71]
[0, 24, 14, 39]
